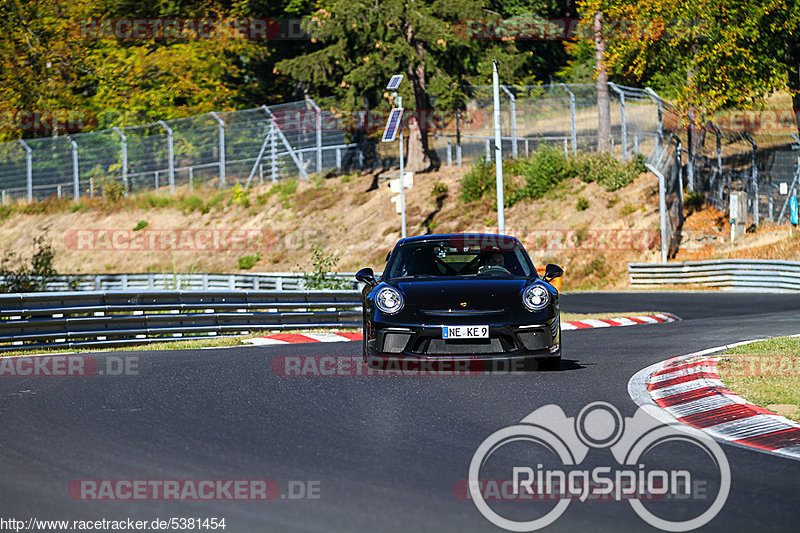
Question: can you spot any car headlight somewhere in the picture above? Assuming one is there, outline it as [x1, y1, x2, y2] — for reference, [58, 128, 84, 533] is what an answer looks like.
[375, 287, 404, 315]
[522, 284, 550, 312]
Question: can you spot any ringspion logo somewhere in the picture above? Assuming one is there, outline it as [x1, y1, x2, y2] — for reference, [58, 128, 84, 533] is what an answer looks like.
[468, 402, 729, 531]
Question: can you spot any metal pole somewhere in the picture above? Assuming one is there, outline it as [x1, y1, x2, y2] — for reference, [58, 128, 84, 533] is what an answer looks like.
[398, 95, 406, 238]
[446, 137, 452, 166]
[157, 120, 175, 193]
[560, 83, 577, 155]
[646, 164, 668, 262]
[18, 140, 32, 202]
[209, 112, 225, 187]
[744, 133, 758, 226]
[644, 87, 663, 156]
[307, 98, 323, 174]
[112, 127, 128, 196]
[69, 138, 79, 200]
[500, 85, 517, 157]
[609, 83, 627, 161]
[455, 110, 462, 167]
[492, 60, 505, 233]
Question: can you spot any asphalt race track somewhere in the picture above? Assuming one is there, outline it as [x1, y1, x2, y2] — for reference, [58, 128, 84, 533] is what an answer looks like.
[1, 292, 800, 532]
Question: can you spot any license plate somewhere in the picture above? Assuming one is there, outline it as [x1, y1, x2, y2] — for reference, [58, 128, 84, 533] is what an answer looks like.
[442, 325, 489, 339]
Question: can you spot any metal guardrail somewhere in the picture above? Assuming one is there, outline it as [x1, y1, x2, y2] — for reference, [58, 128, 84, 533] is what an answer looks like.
[0, 290, 363, 352]
[0, 272, 360, 292]
[628, 260, 800, 291]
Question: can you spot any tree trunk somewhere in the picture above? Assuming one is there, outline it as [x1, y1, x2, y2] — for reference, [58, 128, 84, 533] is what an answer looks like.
[788, 43, 800, 136]
[594, 11, 611, 153]
[405, 23, 439, 173]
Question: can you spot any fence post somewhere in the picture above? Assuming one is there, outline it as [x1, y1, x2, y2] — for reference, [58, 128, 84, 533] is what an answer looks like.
[455, 110, 463, 167]
[485, 139, 491, 163]
[157, 120, 175, 193]
[270, 122, 278, 182]
[188, 167, 193, 191]
[112, 127, 129, 196]
[209, 112, 226, 188]
[500, 85, 517, 157]
[744, 133, 758, 226]
[609, 83, 627, 161]
[644, 87, 663, 156]
[69, 137, 80, 200]
[155, 170, 159, 191]
[18, 140, 32, 202]
[336, 147, 341, 172]
[446, 137, 452, 166]
[1, 190, 5, 205]
[560, 83, 577, 155]
[307, 98, 323, 174]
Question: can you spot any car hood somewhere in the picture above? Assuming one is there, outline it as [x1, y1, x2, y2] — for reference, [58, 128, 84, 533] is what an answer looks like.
[393, 278, 531, 311]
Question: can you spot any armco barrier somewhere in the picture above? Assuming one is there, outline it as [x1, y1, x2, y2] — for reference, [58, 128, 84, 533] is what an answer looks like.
[628, 260, 800, 291]
[0, 272, 359, 292]
[0, 290, 362, 351]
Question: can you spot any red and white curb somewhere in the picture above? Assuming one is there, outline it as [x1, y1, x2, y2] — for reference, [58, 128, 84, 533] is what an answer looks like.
[629, 340, 800, 461]
[244, 332, 362, 346]
[244, 313, 680, 345]
[560, 312, 680, 331]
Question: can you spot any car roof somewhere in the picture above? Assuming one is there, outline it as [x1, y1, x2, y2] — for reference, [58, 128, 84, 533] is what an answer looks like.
[395, 233, 522, 246]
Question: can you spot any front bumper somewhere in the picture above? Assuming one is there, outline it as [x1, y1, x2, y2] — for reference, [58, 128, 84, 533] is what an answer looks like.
[365, 317, 560, 361]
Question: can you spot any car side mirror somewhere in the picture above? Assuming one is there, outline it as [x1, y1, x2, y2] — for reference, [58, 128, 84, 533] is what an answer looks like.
[543, 264, 563, 282]
[355, 267, 378, 287]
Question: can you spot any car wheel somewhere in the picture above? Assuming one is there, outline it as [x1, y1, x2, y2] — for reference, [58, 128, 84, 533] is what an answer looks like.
[361, 315, 368, 358]
[539, 325, 562, 371]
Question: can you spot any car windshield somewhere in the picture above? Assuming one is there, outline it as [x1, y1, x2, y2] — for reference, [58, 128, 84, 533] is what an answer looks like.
[384, 237, 534, 279]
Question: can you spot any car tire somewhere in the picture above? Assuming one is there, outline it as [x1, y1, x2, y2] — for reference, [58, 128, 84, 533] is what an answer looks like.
[539, 325, 562, 371]
[361, 315, 368, 359]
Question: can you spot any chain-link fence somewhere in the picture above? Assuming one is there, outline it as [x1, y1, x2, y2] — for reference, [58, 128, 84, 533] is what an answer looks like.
[0, 99, 361, 202]
[1, 83, 798, 249]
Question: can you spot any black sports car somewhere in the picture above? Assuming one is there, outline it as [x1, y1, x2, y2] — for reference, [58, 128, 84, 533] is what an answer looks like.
[355, 233, 563, 370]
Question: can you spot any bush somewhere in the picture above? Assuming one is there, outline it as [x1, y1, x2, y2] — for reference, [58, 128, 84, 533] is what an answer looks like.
[238, 252, 260, 270]
[431, 181, 449, 196]
[229, 183, 251, 208]
[133, 220, 148, 231]
[96, 175, 125, 203]
[568, 152, 644, 191]
[302, 245, 351, 289]
[576, 196, 590, 211]
[507, 146, 570, 205]
[0, 234, 61, 292]
[684, 191, 705, 211]
[182, 195, 204, 213]
[459, 160, 495, 203]
[460, 148, 644, 206]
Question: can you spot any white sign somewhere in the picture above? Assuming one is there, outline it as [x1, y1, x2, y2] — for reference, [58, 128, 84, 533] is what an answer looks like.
[730, 193, 738, 220]
[780, 182, 788, 195]
[389, 172, 414, 193]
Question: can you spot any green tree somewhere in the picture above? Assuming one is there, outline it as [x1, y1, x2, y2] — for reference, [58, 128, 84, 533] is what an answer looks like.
[577, 0, 800, 132]
[276, 0, 535, 172]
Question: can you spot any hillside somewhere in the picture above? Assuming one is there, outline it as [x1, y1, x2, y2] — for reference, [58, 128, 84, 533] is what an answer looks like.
[0, 166, 796, 291]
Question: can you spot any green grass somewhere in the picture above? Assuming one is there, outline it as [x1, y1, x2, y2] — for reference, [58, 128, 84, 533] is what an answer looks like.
[0, 329, 360, 356]
[718, 336, 800, 421]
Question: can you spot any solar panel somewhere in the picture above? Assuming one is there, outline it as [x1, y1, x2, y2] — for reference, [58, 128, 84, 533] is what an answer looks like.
[386, 74, 404, 90]
[381, 108, 403, 142]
